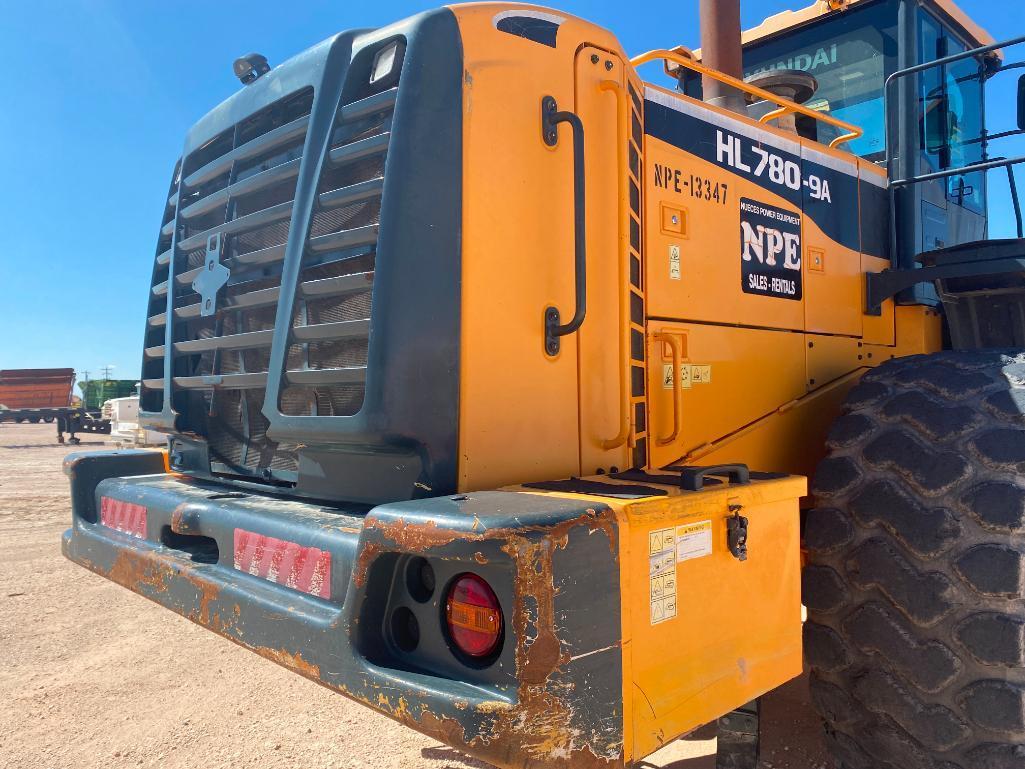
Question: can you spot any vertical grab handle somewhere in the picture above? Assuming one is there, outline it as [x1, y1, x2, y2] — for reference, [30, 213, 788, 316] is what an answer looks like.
[599, 78, 632, 451]
[654, 333, 683, 446]
[541, 96, 587, 356]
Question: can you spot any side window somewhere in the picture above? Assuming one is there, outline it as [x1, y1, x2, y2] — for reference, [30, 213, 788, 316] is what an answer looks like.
[944, 44, 985, 212]
[918, 13, 945, 170]
[917, 11, 985, 213]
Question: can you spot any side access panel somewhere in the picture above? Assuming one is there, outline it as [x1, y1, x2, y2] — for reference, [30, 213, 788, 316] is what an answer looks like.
[624, 475, 804, 761]
[645, 323, 808, 470]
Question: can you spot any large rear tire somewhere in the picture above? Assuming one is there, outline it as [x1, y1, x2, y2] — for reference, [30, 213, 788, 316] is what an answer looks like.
[805, 351, 1025, 769]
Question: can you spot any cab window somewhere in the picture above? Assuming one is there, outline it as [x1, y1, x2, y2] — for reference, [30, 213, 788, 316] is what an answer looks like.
[919, 10, 985, 213]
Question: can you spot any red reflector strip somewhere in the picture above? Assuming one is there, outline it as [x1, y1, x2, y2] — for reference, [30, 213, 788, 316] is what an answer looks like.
[99, 496, 148, 539]
[232, 529, 331, 600]
[448, 600, 500, 634]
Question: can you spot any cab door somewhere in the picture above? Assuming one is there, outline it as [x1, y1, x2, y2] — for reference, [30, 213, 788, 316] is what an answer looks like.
[574, 47, 644, 474]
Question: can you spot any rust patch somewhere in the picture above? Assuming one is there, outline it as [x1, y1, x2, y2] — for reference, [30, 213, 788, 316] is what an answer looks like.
[411, 707, 619, 769]
[353, 508, 615, 588]
[352, 541, 383, 588]
[169, 503, 189, 533]
[186, 574, 221, 628]
[503, 537, 567, 685]
[255, 646, 322, 679]
[107, 547, 173, 595]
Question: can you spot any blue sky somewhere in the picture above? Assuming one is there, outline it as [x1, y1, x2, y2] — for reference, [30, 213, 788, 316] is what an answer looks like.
[1, 0, 1023, 382]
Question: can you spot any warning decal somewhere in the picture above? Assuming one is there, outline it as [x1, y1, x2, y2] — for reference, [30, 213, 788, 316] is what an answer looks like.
[676, 520, 713, 563]
[740, 198, 802, 301]
[648, 526, 678, 625]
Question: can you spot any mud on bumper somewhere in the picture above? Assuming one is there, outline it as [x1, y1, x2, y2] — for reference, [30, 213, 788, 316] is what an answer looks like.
[62, 451, 625, 768]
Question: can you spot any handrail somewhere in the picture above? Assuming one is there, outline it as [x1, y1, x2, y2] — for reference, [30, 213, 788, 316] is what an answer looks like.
[630, 49, 864, 148]
[541, 97, 587, 356]
[654, 333, 683, 447]
[883, 34, 1025, 269]
[598, 78, 632, 452]
[883, 33, 1025, 181]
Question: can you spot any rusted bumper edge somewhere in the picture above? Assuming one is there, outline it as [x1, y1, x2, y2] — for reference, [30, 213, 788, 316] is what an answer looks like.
[61, 451, 626, 768]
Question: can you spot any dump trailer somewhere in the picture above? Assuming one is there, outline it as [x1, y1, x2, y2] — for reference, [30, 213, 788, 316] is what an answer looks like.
[62, 1, 1025, 767]
[0, 368, 74, 415]
[0, 368, 112, 442]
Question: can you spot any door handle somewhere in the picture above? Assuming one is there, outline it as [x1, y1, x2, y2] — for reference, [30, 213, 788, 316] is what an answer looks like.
[541, 96, 587, 356]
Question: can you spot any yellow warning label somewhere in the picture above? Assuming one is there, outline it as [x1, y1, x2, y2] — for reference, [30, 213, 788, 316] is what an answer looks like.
[676, 520, 713, 563]
[692, 365, 712, 384]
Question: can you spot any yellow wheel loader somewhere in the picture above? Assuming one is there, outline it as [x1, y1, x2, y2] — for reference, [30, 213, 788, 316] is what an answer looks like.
[63, 1, 1025, 767]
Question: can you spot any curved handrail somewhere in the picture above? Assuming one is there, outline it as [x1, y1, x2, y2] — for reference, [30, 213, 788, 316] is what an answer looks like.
[630, 49, 863, 149]
[598, 78, 632, 451]
[654, 333, 683, 447]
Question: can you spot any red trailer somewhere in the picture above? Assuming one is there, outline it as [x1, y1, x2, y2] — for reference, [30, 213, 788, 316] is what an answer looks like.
[0, 369, 110, 441]
[0, 368, 75, 410]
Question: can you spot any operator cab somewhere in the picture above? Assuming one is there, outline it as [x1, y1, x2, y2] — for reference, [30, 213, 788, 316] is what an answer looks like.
[678, 0, 999, 259]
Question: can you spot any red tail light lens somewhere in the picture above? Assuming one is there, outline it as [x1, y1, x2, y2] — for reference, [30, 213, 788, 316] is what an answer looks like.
[445, 573, 503, 658]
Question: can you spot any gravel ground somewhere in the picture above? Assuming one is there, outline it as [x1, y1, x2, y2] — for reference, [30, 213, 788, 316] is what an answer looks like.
[0, 421, 829, 769]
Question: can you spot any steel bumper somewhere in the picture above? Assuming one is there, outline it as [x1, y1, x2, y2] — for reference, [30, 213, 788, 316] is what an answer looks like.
[62, 450, 625, 769]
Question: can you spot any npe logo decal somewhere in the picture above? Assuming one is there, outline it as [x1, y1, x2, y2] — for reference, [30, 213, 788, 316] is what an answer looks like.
[739, 198, 802, 301]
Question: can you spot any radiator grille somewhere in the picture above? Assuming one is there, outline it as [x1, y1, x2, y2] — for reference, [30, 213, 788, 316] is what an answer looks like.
[141, 75, 398, 481]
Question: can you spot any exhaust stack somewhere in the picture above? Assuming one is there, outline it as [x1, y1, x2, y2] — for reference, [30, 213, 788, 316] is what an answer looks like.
[700, 0, 746, 113]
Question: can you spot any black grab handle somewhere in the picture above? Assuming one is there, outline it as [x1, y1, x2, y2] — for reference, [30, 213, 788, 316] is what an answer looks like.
[680, 464, 752, 492]
[541, 95, 586, 356]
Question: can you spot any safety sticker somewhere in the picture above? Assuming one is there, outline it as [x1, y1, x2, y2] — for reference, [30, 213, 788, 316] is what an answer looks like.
[662, 364, 693, 390]
[649, 526, 678, 624]
[676, 520, 713, 563]
[669, 244, 681, 280]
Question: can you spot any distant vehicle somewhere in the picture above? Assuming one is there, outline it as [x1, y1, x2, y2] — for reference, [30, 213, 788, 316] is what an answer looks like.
[104, 396, 163, 447]
[80, 379, 138, 412]
[0, 368, 74, 419]
[0, 368, 112, 441]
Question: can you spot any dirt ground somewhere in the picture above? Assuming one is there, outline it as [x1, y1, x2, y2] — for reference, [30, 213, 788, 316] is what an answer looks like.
[0, 421, 830, 769]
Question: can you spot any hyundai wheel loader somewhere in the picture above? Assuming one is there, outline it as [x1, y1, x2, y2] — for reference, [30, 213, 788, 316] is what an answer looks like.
[62, 1, 1025, 767]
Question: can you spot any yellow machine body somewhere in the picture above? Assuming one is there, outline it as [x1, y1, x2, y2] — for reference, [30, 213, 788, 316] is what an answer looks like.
[452, 4, 940, 493]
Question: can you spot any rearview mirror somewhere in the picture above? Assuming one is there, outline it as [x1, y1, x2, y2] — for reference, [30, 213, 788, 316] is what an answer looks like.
[1018, 74, 1025, 131]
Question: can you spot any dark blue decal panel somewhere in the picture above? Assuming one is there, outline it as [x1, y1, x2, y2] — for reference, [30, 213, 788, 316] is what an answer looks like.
[644, 94, 862, 253]
[740, 199, 803, 301]
[802, 156, 859, 252]
[859, 180, 890, 259]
